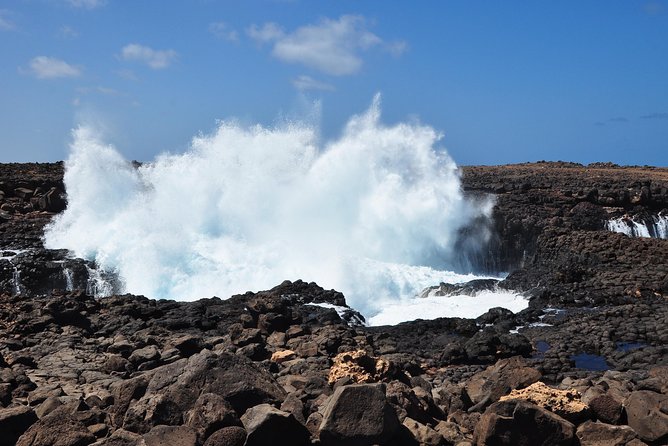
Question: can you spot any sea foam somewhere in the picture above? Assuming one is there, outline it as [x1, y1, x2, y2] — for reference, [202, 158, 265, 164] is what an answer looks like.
[45, 96, 502, 319]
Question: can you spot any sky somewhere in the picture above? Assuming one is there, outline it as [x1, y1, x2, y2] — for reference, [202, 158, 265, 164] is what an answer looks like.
[0, 0, 667, 166]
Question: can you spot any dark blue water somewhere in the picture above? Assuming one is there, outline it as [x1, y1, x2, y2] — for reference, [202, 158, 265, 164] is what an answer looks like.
[616, 342, 646, 352]
[571, 353, 610, 371]
[536, 341, 550, 353]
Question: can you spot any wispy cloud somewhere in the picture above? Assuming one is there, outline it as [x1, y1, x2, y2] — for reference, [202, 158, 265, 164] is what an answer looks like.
[24, 56, 82, 79]
[247, 15, 406, 76]
[116, 68, 139, 81]
[644, 1, 664, 15]
[247, 22, 285, 43]
[120, 44, 178, 69]
[641, 112, 668, 120]
[292, 75, 335, 92]
[67, 0, 106, 9]
[58, 25, 79, 38]
[0, 9, 16, 31]
[209, 22, 239, 42]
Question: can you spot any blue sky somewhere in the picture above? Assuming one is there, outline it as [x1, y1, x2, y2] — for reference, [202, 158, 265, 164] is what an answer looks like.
[1, 0, 667, 165]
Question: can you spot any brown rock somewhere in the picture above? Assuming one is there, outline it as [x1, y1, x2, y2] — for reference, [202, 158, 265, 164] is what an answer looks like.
[474, 400, 575, 446]
[203, 426, 246, 446]
[576, 420, 637, 446]
[402, 417, 447, 445]
[16, 410, 96, 446]
[588, 394, 622, 424]
[143, 425, 197, 446]
[271, 350, 297, 364]
[499, 381, 590, 423]
[625, 390, 668, 443]
[319, 383, 400, 446]
[184, 393, 241, 443]
[0, 405, 38, 446]
[327, 350, 392, 385]
[465, 357, 541, 410]
[240, 404, 309, 446]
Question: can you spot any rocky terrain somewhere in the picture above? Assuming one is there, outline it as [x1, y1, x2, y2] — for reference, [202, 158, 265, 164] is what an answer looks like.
[1, 161, 667, 446]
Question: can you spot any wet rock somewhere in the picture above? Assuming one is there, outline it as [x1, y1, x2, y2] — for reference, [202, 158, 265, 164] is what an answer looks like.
[624, 390, 668, 443]
[474, 400, 575, 446]
[319, 383, 400, 446]
[240, 404, 310, 446]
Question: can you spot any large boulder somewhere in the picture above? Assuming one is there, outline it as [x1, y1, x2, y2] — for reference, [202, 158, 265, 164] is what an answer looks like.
[499, 382, 590, 423]
[624, 390, 668, 443]
[465, 357, 541, 410]
[319, 383, 400, 446]
[474, 400, 575, 446]
[240, 404, 310, 446]
[122, 351, 285, 433]
[16, 410, 96, 446]
[0, 405, 38, 446]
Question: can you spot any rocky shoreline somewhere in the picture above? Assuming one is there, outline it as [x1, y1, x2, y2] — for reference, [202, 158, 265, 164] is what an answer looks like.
[1, 161, 667, 445]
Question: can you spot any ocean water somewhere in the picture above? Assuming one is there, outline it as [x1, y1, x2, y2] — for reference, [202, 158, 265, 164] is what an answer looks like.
[45, 96, 526, 321]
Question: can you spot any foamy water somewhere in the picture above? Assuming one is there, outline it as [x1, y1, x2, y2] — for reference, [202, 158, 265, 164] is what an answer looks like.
[45, 96, 517, 320]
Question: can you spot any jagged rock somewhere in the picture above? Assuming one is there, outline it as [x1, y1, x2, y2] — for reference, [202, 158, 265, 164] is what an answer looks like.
[240, 404, 310, 446]
[203, 426, 246, 446]
[402, 417, 447, 445]
[465, 357, 541, 410]
[184, 393, 241, 443]
[143, 425, 197, 446]
[327, 350, 392, 385]
[128, 346, 160, 366]
[122, 351, 285, 433]
[474, 400, 575, 446]
[624, 390, 668, 442]
[319, 383, 400, 446]
[576, 421, 638, 446]
[92, 429, 145, 446]
[499, 382, 589, 423]
[0, 405, 38, 446]
[16, 409, 96, 446]
[271, 350, 297, 363]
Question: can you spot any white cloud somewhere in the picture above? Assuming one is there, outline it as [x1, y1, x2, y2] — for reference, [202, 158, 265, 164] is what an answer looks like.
[292, 75, 335, 92]
[0, 10, 16, 31]
[247, 15, 404, 76]
[67, 0, 106, 9]
[209, 22, 239, 42]
[58, 25, 79, 38]
[120, 44, 178, 69]
[25, 56, 82, 79]
[247, 22, 285, 43]
[387, 40, 408, 57]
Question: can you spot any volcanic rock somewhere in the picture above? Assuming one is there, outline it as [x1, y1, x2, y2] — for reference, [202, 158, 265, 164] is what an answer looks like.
[319, 383, 400, 446]
[624, 390, 668, 442]
[474, 400, 576, 446]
